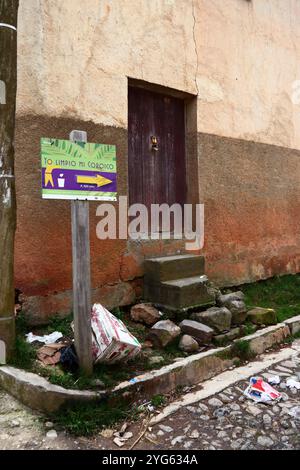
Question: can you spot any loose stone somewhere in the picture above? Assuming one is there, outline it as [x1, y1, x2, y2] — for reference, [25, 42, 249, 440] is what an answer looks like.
[158, 424, 173, 433]
[46, 430, 58, 440]
[208, 397, 223, 407]
[257, 436, 274, 448]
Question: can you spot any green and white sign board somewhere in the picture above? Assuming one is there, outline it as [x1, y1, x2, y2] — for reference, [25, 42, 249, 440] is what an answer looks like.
[41, 138, 117, 201]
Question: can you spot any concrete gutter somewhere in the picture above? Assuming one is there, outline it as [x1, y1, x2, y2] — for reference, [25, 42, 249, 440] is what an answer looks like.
[0, 317, 298, 413]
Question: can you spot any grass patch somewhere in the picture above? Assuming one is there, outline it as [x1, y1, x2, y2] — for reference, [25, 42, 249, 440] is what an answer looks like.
[37, 342, 182, 390]
[38, 362, 135, 390]
[215, 348, 233, 361]
[7, 307, 186, 393]
[231, 340, 256, 361]
[15, 313, 29, 336]
[243, 322, 257, 336]
[9, 313, 36, 370]
[89, 364, 131, 388]
[213, 336, 231, 347]
[44, 313, 73, 337]
[9, 336, 36, 370]
[111, 307, 126, 321]
[216, 340, 256, 362]
[52, 398, 141, 436]
[150, 394, 166, 407]
[233, 358, 242, 367]
[38, 367, 87, 389]
[126, 321, 148, 344]
[240, 274, 300, 323]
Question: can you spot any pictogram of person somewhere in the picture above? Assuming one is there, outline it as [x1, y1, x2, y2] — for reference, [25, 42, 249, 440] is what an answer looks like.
[44, 159, 59, 188]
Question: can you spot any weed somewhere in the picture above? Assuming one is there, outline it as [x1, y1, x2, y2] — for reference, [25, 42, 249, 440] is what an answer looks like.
[175, 384, 184, 394]
[151, 394, 166, 407]
[52, 399, 141, 436]
[233, 358, 242, 367]
[126, 322, 148, 343]
[92, 364, 130, 387]
[38, 362, 132, 390]
[216, 340, 256, 362]
[111, 307, 125, 321]
[43, 368, 79, 388]
[45, 314, 73, 337]
[15, 314, 27, 335]
[216, 348, 233, 361]
[213, 336, 231, 347]
[231, 340, 256, 361]
[283, 335, 294, 345]
[243, 322, 256, 336]
[9, 336, 35, 370]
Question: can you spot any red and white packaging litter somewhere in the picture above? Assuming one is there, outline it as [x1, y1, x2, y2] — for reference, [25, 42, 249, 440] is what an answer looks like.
[244, 376, 282, 403]
[91, 304, 141, 364]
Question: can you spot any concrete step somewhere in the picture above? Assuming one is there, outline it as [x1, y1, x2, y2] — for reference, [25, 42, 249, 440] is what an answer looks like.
[144, 274, 215, 312]
[144, 254, 205, 283]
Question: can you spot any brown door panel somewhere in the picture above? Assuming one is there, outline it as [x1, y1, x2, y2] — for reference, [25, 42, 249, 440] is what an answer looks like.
[128, 86, 186, 216]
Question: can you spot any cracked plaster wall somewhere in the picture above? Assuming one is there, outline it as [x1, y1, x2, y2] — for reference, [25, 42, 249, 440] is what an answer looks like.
[17, 0, 300, 149]
[13, 1, 300, 319]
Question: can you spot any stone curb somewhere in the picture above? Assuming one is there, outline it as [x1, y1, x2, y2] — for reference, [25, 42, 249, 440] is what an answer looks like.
[283, 314, 300, 336]
[234, 322, 290, 355]
[0, 318, 298, 413]
[0, 366, 105, 413]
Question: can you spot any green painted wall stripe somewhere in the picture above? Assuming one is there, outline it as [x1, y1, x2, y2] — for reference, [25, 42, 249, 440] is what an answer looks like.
[42, 189, 117, 197]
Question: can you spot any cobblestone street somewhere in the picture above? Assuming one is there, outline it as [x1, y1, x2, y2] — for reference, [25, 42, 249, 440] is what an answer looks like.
[0, 343, 300, 451]
[134, 354, 300, 450]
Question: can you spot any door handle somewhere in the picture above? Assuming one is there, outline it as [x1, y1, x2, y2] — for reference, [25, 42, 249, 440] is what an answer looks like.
[150, 136, 159, 152]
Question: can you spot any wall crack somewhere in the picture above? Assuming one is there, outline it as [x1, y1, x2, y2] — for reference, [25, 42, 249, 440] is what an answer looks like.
[192, 0, 199, 95]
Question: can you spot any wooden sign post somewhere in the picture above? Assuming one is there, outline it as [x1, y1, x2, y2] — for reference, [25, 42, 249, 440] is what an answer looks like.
[41, 132, 117, 375]
[70, 130, 93, 376]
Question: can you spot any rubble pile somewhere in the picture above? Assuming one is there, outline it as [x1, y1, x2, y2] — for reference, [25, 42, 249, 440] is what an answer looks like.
[129, 289, 277, 356]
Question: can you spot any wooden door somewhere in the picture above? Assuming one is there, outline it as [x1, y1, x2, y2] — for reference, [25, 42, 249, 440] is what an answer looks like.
[128, 86, 186, 215]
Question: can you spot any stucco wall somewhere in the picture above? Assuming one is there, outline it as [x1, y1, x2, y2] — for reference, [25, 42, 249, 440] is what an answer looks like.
[17, 0, 300, 149]
[195, 0, 300, 149]
[14, 0, 300, 321]
[17, 0, 197, 126]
